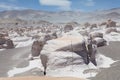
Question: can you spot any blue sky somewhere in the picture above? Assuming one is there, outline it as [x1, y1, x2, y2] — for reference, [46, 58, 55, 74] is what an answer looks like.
[0, 0, 120, 12]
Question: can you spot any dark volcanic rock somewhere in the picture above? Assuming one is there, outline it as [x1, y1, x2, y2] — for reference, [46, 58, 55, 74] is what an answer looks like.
[64, 24, 73, 33]
[92, 38, 107, 47]
[90, 24, 97, 29]
[0, 38, 6, 45]
[84, 22, 91, 28]
[5, 39, 14, 49]
[31, 40, 44, 57]
[106, 19, 116, 27]
[0, 38, 14, 49]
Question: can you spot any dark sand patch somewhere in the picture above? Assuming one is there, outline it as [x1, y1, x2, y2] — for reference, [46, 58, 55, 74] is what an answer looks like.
[98, 41, 120, 60]
[0, 46, 31, 77]
[14, 68, 44, 77]
[91, 41, 120, 80]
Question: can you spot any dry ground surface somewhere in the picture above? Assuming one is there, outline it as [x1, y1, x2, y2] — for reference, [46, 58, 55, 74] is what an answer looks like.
[0, 42, 120, 80]
[0, 76, 84, 80]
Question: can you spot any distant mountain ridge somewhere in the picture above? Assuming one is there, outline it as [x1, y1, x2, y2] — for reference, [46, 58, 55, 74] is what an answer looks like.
[0, 8, 120, 23]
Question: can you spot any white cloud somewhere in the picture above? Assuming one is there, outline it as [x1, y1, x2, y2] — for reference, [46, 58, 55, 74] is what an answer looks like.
[39, 0, 72, 10]
[9, 0, 17, 2]
[0, 3, 26, 10]
[80, 0, 95, 7]
[85, 0, 95, 6]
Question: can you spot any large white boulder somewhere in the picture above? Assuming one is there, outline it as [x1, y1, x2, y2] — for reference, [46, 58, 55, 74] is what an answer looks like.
[40, 34, 89, 78]
[40, 32, 115, 79]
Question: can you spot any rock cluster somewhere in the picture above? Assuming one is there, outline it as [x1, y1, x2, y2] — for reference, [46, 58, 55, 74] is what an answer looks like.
[0, 33, 14, 49]
[106, 19, 116, 27]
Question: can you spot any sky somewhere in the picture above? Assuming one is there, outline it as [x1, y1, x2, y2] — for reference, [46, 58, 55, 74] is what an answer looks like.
[0, 0, 120, 12]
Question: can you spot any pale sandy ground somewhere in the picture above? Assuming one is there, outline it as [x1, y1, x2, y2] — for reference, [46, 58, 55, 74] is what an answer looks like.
[0, 76, 84, 80]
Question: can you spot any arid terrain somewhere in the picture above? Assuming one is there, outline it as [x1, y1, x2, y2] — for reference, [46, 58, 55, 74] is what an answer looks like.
[0, 8, 120, 80]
